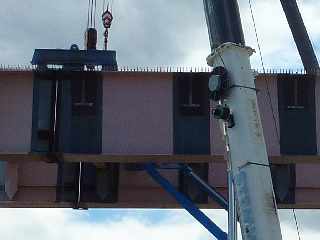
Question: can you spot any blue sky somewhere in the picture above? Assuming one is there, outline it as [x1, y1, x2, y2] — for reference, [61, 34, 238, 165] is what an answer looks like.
[0, 0, 319, 239]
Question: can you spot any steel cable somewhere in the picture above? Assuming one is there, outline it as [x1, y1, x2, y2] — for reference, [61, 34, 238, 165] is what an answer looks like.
[247, 1, 303, 239]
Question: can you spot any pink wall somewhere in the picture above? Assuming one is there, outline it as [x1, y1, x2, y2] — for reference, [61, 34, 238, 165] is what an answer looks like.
[18, 162, 57, 187]
[102, 72, 176, 195]
[0, 72, 34, 199]
[0, 72, 56, 201]
[296, 164, 320, 188]
[0, 72, 33, 152]
[255, 75, 280, 156]
[102, 72, 174, 155]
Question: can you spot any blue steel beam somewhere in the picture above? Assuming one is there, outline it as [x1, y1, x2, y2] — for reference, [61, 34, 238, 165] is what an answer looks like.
[153, 163, 228, 210]
[145, 163, 227, 240]
[180, 164, 228, 211]
[31, 49, 117, 67]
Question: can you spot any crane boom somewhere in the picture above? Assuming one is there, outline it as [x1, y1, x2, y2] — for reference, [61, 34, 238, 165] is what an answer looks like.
[203, 1, 283, 240]
[279, 0, 319, 72]
[203, 0, 245, 49]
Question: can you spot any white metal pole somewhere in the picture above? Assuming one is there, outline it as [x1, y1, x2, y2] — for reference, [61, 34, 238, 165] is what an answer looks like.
[207, 43, 282, 240]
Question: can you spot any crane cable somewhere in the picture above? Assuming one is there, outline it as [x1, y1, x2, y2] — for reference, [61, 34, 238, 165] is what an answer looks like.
[293, 209, 302, 240]
[87, 0, 97, 28]
[94, 0, 97, 27]
[87, 0, 91, 28]
[247, 1, 302, 240]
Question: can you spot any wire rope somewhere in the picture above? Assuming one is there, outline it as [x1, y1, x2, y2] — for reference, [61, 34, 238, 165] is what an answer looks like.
[247, 1, 303, 239]
[87, 0, 91, 28]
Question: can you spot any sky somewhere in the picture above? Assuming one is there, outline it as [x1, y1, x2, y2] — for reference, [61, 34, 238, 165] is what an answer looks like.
[0, 0, 320, 239]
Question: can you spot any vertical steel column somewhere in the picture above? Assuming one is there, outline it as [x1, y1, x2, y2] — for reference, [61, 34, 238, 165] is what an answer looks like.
[279, 0, 319, 72]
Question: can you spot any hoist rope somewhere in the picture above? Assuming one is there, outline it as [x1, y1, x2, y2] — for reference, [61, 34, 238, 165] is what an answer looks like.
[87, 0, 97, 28]
[247, 1, 303, 240]
[103, 0, 106, 13]
[90, 0, 93, 27]
[111, 0, 114, 12]
[94, 0, 97, 27]
[87, 0, 91, 28]
[293, 209, 302, 240]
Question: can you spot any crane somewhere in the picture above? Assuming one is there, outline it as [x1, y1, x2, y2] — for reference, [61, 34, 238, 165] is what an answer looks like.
[203, 0, 318, 239]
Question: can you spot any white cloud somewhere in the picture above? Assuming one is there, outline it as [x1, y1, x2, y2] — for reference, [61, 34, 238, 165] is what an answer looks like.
[0, 209, 319, 240]
[0, 209, 212, 240]
[0, 0, 318, 69]
[238, 0, 320, 69]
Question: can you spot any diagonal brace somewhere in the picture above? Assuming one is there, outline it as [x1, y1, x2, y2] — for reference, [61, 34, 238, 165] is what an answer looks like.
[145, 163, 227, 240]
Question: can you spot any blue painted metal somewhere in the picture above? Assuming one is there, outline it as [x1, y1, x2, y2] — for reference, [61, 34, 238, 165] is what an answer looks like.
[31, 71, 56, 152]
[31, 49, 117, 68]
[180, 164, 228, 211]
[145, 163, 228, 240]
[155, 163, 228, 210]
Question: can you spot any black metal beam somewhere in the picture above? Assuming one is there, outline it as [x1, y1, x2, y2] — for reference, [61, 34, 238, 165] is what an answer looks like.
[203, 0, 245, 50]
[279, 0, 319, 72]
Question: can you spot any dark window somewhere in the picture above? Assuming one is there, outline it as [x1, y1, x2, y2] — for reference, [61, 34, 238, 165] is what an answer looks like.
[178, 75, 208, 116]
[72, 77, 98, 116]
[281, 76, 310, 110]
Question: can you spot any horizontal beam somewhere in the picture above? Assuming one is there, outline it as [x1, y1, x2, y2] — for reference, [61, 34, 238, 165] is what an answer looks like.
[0, 201, 319, 209]
[1, 153, 320, 164]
